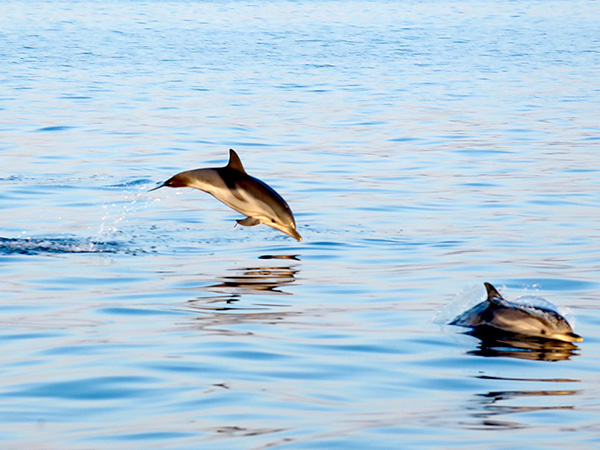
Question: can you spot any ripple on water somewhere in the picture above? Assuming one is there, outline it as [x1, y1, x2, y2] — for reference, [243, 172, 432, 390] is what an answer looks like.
[33, 125, 76, 133]
[507, 278, 598, 292]
[8, 376, 158, 401]
[0, 237, 129, 255]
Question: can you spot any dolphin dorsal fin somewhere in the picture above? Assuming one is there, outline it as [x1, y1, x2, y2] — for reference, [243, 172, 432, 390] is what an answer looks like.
[226, 149, 246, 173]
[484, 282, 505, 304]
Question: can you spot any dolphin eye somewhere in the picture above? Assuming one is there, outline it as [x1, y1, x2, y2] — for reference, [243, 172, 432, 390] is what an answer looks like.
[271, 219, 276, 223]
[540, 330, 546, 335]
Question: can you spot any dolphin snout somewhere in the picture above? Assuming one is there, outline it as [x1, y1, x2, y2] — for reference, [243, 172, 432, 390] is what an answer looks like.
[288, 228, 302, 242]
[566, 332, 583, 343]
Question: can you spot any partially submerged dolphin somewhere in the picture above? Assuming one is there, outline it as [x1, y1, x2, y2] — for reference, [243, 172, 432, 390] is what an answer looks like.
[150, 149, 301, 241]
[450, 282, 582, 343]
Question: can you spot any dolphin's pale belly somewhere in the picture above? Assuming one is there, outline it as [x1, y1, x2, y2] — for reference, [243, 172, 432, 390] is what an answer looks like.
[212, 185, 276, 221]
[193, 175, 278, 223]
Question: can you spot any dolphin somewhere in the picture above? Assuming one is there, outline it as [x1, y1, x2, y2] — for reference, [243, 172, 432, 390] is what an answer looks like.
[450, 282, 582, 343]
[150, 149, 302, 241]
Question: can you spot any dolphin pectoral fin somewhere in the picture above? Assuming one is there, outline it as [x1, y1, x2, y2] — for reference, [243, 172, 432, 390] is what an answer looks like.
[227, 149, 246, 173]
[236, 217, 260, 227]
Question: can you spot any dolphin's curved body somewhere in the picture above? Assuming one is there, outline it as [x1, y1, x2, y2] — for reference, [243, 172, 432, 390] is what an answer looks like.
[450, 282, 582, 343]
[151, 149, 301, 241]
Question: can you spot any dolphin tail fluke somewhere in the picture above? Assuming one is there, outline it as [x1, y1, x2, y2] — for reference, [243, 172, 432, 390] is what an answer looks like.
[484, 282, 504, 303]
[237, 217, 260, 227]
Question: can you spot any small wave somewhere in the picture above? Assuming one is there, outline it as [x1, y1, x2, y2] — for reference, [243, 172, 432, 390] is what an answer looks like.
[0, 237, 121, 255]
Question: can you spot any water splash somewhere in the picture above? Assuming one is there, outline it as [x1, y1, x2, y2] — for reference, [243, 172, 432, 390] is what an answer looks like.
[0, 181, 156, 256]
[433, 283, 485, 324]
[513, 295, 576, 328]
[95, 182, 155, 239]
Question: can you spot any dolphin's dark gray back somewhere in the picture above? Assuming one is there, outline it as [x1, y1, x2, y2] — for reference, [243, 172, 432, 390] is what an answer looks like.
[450, 282, 583, 343]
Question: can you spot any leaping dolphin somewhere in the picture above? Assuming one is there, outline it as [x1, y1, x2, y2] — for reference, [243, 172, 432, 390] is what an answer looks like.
[450, 282, 582, 343]
[150, 149, 302, 241]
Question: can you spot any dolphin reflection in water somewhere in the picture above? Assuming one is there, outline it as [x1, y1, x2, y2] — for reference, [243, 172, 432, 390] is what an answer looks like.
[150, 149, 301, 241]
[466, 327, 580, 361]
[451, 282, 582, 344]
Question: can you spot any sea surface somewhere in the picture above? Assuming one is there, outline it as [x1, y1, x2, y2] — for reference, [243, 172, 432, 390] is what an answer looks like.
[1, 1, 600, 449]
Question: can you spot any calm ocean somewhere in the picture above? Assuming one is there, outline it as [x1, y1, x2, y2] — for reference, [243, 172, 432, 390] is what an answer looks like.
[1, 1, 599, 448]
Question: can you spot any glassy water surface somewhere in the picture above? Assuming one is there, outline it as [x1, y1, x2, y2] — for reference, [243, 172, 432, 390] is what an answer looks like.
[1, 1, 600, 448]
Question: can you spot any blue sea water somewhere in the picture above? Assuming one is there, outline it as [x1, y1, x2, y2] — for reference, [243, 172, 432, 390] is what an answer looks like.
[1, 0, 600, 448]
